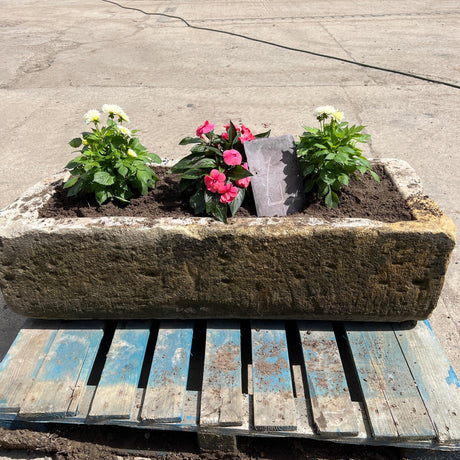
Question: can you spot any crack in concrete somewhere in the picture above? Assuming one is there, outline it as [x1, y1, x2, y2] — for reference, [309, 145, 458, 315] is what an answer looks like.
[1, 33, 80, 90]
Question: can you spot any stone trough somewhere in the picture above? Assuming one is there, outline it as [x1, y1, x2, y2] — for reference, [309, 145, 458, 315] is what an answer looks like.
[0, 159, 455, 321]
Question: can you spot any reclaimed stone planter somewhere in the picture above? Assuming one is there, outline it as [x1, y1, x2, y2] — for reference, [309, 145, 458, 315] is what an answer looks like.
[0, 159, 455, 321]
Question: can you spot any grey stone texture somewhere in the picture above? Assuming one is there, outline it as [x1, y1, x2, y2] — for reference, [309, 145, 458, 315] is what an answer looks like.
[244, 135, 305, 217]
[0, 160, 455, 322]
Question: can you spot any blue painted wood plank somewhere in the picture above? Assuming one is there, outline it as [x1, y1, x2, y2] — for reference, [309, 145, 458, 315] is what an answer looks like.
[88, 320, 151, 420]
[298, 321, 358, 437]
[346, 323, 436, 441]
[140, 320, 193, 423]
[0, 320, 59, 413]
[251, 320, 296, 431]
[19, 321, 104, 419]
[200, 320, 242, 426]
[394, 320, 460, 443]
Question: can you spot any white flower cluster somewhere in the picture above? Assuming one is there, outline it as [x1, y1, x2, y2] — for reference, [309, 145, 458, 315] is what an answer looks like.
[313, 105, 344, 122]
[102, 104, 130, 123]
[83, 109, 101, 125]
[117, 125, 132, 137]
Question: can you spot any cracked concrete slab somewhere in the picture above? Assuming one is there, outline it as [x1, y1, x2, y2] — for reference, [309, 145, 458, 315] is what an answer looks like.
[0, 0, 458, 376]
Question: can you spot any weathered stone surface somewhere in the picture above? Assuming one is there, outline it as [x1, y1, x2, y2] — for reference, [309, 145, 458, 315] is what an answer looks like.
[244, 135, 305, 217]
[0, 159, 456, 321]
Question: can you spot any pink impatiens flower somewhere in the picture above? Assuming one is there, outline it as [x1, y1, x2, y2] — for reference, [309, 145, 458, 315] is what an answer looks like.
[223, 149, 242, 166]
[235, 162, 251, 188]
[222, 123, 241, 141]
[196, 120, 215, 138]
[219, 183, 239, 204]
[238, 124, 255, 143]
[204, 169, 226, 193]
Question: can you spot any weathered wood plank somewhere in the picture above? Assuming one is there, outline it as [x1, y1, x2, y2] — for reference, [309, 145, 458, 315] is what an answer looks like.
[251, 320, 296, 431]
[346, 323, 436, 441]
[0, 320, 58, 413]
[140, 321, 193, 423]
[394, 320, 460, 443]
[88, 320, 151, 420]
[346, 324, 400, 440]
[298, 321, 358, 437]
[19, 321, 104, 419]
[200, 320, 242, 427]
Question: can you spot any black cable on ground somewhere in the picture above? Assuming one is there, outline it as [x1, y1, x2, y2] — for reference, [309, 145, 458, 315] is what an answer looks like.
[101, 0, 460, 90]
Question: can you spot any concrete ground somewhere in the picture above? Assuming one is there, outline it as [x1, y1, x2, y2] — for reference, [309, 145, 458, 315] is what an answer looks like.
[0, 0, 459, 457]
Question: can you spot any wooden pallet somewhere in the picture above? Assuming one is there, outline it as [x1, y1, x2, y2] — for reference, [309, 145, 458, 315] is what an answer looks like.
[0, 319, 458, 451]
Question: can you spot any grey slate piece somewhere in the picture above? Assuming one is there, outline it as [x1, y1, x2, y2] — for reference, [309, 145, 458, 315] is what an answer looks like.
[244, 135, 305, 217]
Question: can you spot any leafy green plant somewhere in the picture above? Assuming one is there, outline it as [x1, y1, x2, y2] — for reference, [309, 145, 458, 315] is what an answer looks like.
[296, 106, 379, 208]
[171, 120, 270, 223]
[64, 104, 161, 205]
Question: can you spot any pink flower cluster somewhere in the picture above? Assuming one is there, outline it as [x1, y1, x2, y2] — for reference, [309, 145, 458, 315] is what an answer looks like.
[195, 120, 254, 205]
[222, 123, 256, 143]
[204, 157, 251, 204]
[204, 170, 239, 203]
[196, 120, 215, 138]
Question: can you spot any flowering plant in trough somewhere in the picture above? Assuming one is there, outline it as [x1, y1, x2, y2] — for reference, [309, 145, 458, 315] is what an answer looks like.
[171, 120, 270, 222]
[64, 105, 161, 205]
[296, 106, 379, 208]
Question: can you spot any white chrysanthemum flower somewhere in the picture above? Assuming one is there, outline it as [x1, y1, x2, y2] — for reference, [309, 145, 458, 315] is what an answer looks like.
[313, 105, 336, 118]
[102, 104, 130, 123]
[83, 109, 101, 124]
[117, 125, 132, 137]
[127, 148, 137, 158]
[333, 110, 344, 122]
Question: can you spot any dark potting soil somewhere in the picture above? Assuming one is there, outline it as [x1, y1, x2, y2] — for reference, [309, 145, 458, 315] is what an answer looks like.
[39, 164, 413, 223]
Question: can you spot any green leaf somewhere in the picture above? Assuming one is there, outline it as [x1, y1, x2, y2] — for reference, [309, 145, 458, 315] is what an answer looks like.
[228, 188, 245, 216]
[170, 152, 205, 172]
[93, 171, 115, 186]
[227, 121, 238, 145]
[255, 129, 271, 139]
[66, 180, 85, 197]
[179, 137, 203, 145]
[370, 170, 380, 182]
[182, 168, 206, 180]
[69, 137, 82, 148]
[190, 189, 206, 214]
[63, 176, 79, 189]
[325, 190, 339, 208]
[178, 178, 194, 193]
[118, 165, 128, 177]
[227, 165, 252, 181]
[147, 153, 162, 164]
[212, 202, 228, 223]
[95, 190, 109, 206]
[192, 158, 217, 169]
[304, 178, 315, 193]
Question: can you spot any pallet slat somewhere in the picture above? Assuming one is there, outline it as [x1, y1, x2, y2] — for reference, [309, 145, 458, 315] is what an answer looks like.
[19, 321, 104, 420]
[0, 320, 58, 413]
[88, 320, 150, 420]
[140, 321, 193, 423]
[394, 321, 460, 443]
[200, 320, 242, 427]
[298, 321, 358, 437]
[346, 323, 436, 441]
[251, 320, 296, 431]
